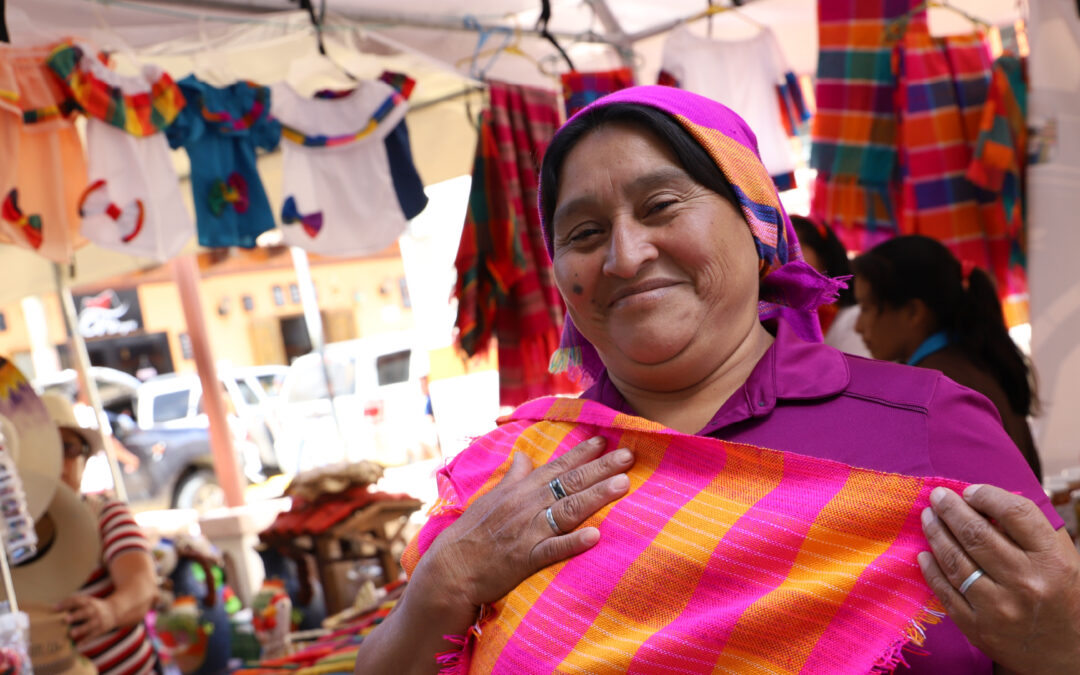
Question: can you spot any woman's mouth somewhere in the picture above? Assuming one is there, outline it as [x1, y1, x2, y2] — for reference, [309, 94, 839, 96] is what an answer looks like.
[608, 279, 681, 308]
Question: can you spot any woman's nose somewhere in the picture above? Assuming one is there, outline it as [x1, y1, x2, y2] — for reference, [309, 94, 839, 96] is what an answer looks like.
[602, 221, 658, 278]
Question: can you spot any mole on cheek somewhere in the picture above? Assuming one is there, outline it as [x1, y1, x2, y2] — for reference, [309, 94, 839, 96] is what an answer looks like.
[572, 284, 583, 295]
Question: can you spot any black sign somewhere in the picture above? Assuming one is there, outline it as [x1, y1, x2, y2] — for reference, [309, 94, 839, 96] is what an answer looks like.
[72, 289, 144, 339]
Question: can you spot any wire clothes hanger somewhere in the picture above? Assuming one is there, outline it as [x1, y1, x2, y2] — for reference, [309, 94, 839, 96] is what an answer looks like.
[296, 0, 358, 83]
[885, 0, 992, 42]
[536, 0, 576, 72]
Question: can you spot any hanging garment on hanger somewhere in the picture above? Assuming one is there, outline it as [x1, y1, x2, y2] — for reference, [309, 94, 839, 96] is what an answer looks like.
[47, 42, 194, 262]
[270, 78, 412, 257]
[0, 42, 87, 263]
[377, 71, 427, 221]
[809, 1, 910, 253]
[167, 76, 280, 249]
[657, 26, 802, 189]
[895, 24, 1008, 291]
[453, 80, 575, 406]
[560, 67, 635, 118]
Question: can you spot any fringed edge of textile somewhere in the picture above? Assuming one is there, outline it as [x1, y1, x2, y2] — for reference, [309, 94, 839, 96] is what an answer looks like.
[434, 605, 490, 675]
[870, 599, 947, 673]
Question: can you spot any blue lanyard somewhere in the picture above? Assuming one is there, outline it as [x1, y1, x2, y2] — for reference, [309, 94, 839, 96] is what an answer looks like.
[906, 331, 951, 366]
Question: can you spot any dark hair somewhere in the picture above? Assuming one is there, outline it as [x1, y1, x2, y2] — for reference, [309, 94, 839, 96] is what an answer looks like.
[852, 235, 1036, 416]
[789, 215, 855, 307]
[540, 103, 737, 249]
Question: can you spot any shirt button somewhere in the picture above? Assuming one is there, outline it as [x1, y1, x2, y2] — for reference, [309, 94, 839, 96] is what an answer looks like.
[757, 400, 766, 407]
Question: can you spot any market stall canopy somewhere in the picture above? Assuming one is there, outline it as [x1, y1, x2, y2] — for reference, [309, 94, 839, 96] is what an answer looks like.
[0, 0, 1025, 303]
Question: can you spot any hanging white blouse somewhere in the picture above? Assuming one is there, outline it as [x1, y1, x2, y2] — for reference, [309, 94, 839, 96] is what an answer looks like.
[270, 80, 410, 257]
[660, 26, 799, 183]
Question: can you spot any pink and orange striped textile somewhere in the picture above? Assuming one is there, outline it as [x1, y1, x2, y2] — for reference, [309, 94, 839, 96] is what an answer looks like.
[402, 397, 964, 674]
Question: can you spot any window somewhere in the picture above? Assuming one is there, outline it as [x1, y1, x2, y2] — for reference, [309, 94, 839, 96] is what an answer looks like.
[242, 295, 254, 312]
[235, 379, 260, 405]
[0, 312, 6, 331]
[398, 278, 411, 308]
[272, 286, 285, 306]
[152, 389, 191, 423]
[256, 373, 285, 397]
[289, 284, 301, 303]
[375, 350, 410, 386]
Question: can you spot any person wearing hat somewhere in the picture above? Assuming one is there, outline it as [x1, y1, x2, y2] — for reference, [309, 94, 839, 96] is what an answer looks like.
[42, 393, 161, 675]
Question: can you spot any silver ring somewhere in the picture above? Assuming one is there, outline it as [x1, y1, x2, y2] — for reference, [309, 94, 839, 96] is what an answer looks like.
[549, 477, 568, 501]
[545, 506, 563, 535]
[958, 568, 985, 595]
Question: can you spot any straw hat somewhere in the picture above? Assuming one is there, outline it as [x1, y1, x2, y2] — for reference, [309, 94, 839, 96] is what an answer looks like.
[4, 483, 102, 607]
[40, 392, 105, 458]
[0, 358, 61, 521]
[23, 605, 98, 675]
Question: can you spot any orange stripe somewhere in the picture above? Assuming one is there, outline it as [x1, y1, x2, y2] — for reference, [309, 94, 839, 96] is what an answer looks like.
[469, 420, 578, 670]
[710, 470, 922, 674]
[558, 445, 784, 673]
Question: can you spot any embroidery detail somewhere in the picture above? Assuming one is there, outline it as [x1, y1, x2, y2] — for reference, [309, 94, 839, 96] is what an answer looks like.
[199, 84, 268, 133]
[281, 196, 323, 238]
[2, 190, 43, 249]
[78, 180, 146, 243]
[208, 173, 250, 216]
[280, 92, 403, 148]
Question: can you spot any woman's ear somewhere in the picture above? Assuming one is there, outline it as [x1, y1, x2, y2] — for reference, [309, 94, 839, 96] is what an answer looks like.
[905, 298, 936, 334]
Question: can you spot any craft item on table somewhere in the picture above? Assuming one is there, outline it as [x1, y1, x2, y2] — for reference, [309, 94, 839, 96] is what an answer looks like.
[0, 358, 61, 521]
[0, 451, 36, 564]
[403, 397, 965, 673]
[167, 76, 280, 248]
[155, 596, 221, 675]
[271, 78, 417, 257]
[453, 81, 575, 406]
[252, 580, 292, 661]
[560, 67, 635, 118]
[0, 42, 88, 263]
[231, 582, 405, 675]
[47, 41, 194, 262]
[283, 461, 384, 502]
[657, 25, 804, 189]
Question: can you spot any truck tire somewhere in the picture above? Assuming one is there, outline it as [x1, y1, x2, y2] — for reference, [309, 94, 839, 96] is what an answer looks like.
[172, 468, 225, 511]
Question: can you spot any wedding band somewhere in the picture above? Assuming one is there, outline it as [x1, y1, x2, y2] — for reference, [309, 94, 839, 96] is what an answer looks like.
[549, 477, 568, 501]
[958, 568, 985, 595]
[545, 506, 563, 535]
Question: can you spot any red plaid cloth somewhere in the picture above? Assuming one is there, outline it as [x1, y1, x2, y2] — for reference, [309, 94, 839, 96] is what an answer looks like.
[453, 81, 576, 405]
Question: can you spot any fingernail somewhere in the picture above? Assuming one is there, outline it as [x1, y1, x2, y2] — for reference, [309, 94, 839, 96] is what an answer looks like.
[615, 449, 632, 464]
[917, 551, 932, 570]
[921, 507, 936, 527]
[589, 436, 605, 446]
[581, 527, 600, 546]
[929, 487, 948, 506]
[962, 484, 983, 500]
[611, 474, 629, 491]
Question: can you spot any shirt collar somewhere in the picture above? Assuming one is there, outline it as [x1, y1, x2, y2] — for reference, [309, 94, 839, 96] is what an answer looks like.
[583, 318, 851, 434]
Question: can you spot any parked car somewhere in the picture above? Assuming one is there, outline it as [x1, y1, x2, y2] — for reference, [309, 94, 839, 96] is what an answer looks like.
[274, 332, 431, 472]
[136, 365, 289, 474]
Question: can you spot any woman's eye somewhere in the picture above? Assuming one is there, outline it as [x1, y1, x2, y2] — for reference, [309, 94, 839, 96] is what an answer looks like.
[647, 200, 676, 215]
[569, 226, 602, 243]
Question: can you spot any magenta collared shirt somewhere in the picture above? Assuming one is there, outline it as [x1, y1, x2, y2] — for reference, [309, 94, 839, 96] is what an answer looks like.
[582, 319, 1061, 674]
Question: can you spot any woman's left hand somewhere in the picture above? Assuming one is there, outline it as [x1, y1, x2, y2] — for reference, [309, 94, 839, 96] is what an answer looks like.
[56, 594, 117, 643]
[918, 484, 1080, 675]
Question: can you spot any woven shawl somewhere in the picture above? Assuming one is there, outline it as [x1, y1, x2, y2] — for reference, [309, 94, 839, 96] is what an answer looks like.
[402, 397, 961, 674]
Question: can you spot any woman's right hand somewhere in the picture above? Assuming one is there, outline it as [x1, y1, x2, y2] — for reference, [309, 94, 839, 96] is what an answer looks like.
[415, 436, 633, 613]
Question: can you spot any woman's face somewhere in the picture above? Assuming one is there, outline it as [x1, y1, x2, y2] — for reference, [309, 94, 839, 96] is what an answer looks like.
[854, 277, 919, 362]
[59, 427, 86, 491]
[550, 122, 762, 391]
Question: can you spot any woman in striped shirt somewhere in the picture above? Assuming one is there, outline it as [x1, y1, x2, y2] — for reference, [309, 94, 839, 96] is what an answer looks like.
[49, 397, 160, 675]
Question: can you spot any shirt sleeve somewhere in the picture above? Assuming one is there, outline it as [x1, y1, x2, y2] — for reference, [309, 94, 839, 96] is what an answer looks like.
[400, 465, 465, 578]
[165, 94, 204, 149]
[96, 499, 152, 565]
[925, 376, 1062, 529]
[252, 85, 282, 153]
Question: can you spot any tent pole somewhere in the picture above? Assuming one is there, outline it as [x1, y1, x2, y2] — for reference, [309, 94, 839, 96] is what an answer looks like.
[584, 0, 637, 74]
[53, 263, 128, 503]
[288, 246, 348, 464]
[171, 255, 246, 508]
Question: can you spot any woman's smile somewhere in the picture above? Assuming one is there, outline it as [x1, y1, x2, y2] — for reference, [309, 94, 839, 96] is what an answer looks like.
[607, 277, 684, 309]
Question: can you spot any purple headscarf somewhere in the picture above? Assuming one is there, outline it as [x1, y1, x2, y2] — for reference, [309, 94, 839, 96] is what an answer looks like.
[540, 86, 843, 387]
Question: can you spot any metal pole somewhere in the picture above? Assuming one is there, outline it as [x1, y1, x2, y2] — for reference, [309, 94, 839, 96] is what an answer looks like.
[289, 247, 347, 462]
[171, 255, 245, 507]
[53, 264, 128, 503]
[584, 0, 637, 74]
